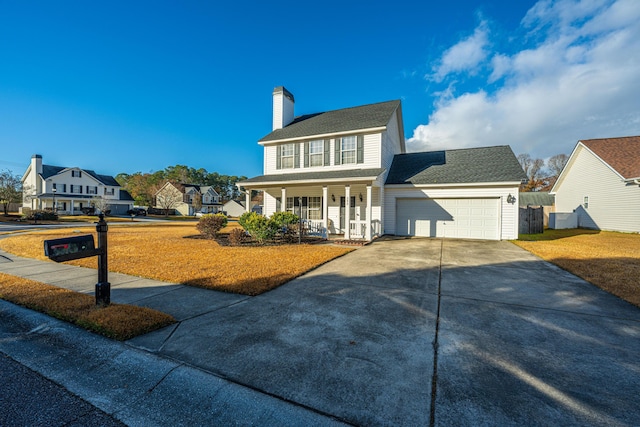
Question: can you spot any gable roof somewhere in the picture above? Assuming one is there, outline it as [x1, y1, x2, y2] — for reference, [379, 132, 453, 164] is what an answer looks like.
[580, 136, 640, 180]
[519, 192, 555, 207]
[385, 146, 526, 185]
[40, 165, 120, 186]
[259, 100, 402, 143]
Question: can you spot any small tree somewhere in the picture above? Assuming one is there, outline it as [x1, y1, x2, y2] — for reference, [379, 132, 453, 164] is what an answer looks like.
[0, 170, 22, 215]
[155, 183, 183, 217]
[91, 196, 110, 215]
[196, 213, 228, 239]
[192, 192, 203, 214]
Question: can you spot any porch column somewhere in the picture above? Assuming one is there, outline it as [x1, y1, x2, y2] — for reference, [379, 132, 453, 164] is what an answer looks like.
[345, 185, 351, 239]
[366, 185, 372, 240]
[245, 191, 251, 213]
[281, 187, 287, 212]
[322, 186, 328, 237]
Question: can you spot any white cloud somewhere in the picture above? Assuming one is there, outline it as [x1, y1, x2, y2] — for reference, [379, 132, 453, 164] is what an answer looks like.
[431, 21, 489, 82]
[408, 0, 640, 159]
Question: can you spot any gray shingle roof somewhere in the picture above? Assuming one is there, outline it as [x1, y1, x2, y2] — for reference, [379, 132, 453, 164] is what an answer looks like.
[259, 100, 401, 142]
[239, 168, 386, 185]
[385, 146, 526, 185]
[41, 164, 120, 186]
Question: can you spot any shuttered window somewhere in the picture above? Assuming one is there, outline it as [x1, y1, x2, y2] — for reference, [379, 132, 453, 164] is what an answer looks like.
[335, 135, 364, 165]
[277, 143, 300, 169]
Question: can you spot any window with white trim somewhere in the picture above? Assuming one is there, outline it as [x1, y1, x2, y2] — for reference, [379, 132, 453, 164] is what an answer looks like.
[281, 144, 295, 169]
[307, 197, 321, 220]
[104, 187, 115, 196]
[72, 170, 82, 178]
[309, 140, 323, 167]
[583, 196, 589, 209]
[340, 136, 356, 164]
[71, 185, 82, 194]
[86, 186, 98, 195]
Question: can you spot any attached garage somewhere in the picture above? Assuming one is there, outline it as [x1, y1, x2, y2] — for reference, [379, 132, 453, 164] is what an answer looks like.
[396, 198, 500, 240]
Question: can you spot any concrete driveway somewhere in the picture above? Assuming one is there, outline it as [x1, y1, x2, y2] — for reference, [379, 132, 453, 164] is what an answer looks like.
[124, 237, 640, 426]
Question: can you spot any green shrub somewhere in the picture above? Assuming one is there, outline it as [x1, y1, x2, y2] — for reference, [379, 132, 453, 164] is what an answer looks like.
[196, 213, 228, 239]
[22, 210, 58, 221]
[270, 211, 299, 229]
[238, 212, 278, 244]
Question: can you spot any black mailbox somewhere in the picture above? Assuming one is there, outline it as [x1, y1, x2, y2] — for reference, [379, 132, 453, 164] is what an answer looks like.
[44, 235, 101, 262]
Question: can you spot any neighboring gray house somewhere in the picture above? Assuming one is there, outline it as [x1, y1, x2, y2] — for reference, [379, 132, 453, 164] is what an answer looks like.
[223, 200, 246, 217]
[21, 154, 134, 215]
[237, 86, 526, 240]
[550, 136, 640, 232]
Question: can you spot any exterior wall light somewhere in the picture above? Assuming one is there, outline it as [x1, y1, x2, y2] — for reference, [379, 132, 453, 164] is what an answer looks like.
[507, 194, 516, 204]
[331, 194, 335, 202]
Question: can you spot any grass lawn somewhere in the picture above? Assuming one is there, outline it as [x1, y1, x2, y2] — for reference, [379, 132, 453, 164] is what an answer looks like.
[0, 273, 175, 340]
[514, 229, 640, 307]
[0, 223, 352, 296]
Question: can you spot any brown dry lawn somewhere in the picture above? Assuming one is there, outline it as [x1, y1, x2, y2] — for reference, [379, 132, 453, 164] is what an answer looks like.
[514, 229, 640, 307]
[0, 223, 352, 296]
[0, 272, 175, 340]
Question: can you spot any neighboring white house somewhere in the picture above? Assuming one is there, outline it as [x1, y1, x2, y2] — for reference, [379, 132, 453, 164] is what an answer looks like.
[237, 87, 526, 240]
[21, 154, 134, 215]
[154, 182, 222, 216]
[550, 136, 640, 232]
[223, 200, 246, 217]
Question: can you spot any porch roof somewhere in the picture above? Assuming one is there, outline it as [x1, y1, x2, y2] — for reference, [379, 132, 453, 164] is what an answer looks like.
[238, 168, 386, 187]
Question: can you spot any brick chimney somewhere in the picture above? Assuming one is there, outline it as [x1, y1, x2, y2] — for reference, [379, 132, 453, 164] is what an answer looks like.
[272, 86, 295, 131]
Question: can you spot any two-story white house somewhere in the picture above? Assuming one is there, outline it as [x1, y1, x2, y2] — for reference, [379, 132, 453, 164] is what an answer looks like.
[154, 182, 222, 216]
[238, 87, 525, 241]
[21, 154, 134, 215]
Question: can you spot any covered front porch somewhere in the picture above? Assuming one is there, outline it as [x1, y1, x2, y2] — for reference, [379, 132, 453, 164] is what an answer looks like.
[239, 181, 383, 241]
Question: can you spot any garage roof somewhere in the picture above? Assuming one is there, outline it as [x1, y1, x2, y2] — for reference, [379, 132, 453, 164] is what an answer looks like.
[386, 145, 526, 185]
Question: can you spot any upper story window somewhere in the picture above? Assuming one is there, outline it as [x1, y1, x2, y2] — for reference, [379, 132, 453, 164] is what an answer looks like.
[71, 185, 82, 194]
[583, 196, 589, 209]
[104, 187, 115, 196]
[335, 135, 364, 165]
[86, 186, 98, 195]
[52, 183, 66, 193]
[304, 140, 327, 167]
[72, 170, 82, 178]
[276, 143, 300, 169]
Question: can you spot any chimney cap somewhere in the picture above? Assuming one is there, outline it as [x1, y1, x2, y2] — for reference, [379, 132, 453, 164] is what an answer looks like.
[32, 154, 42, 159]
[273, 86, 294, 103]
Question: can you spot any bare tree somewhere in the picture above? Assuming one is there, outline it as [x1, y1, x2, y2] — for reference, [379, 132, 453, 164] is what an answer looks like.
[547, 154, 569, 179]
[518, 154, 546, 191]
[0, 170, 22, 215]
[192, 191, 203, 214]
[155, 183, 183, 217]
[91, 196, 110, 215]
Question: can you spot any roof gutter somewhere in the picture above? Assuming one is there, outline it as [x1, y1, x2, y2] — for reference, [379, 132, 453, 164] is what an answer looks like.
[258, 126, 387, 145]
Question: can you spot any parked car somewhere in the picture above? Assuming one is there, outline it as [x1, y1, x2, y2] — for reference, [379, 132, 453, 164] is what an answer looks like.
[127, 208, 147, 216]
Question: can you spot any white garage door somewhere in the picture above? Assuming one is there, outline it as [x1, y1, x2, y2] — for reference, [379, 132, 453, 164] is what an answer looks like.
[396, 198, 500, 240]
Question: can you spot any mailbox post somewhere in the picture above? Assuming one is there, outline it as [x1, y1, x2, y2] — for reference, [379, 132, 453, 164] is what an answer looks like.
[95, 214, 110, 306]
[43, 213, 110, 306]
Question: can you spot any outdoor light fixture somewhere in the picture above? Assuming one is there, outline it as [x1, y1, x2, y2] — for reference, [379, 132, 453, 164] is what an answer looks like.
[331, 194, 335, 202]
[507, 194, 516, 204]
[359, 193, 363, 202]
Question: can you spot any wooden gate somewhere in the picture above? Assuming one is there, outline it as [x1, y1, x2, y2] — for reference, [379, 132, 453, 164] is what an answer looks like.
[519, 206, 544, 234]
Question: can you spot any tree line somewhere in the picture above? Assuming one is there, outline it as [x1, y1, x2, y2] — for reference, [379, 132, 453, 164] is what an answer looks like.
[517, 153, 569, 192]
[115, 165, 247, 206]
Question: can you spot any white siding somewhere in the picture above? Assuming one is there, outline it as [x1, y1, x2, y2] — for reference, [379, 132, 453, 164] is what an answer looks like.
[263, 134, 383, 175]
[384, 186, 520, 240]
[381, 109, 403, 178]
[554, 146, 640, 232]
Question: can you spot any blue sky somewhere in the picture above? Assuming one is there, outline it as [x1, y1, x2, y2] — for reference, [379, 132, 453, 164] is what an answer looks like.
[1, 0, 639, 179]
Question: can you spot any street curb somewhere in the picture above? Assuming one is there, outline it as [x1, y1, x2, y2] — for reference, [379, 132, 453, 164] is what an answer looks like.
[0, 300, 346, 426]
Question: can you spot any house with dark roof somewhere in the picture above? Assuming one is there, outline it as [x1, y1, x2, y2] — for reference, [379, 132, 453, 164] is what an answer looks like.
[154, 182, 222, 216]
[238, 87, 525, 240]
[550, 136, 640, 232]
[21, 154, 134, 215]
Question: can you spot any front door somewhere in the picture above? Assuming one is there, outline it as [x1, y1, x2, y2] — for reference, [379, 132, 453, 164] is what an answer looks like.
[339, 196, 356, 232]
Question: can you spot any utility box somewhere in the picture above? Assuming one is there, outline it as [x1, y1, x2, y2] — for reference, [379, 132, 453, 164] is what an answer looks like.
[44, 235, 99, 262]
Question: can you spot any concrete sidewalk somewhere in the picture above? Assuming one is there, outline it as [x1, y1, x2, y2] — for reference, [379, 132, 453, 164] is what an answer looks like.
[1, 238, 639, 426]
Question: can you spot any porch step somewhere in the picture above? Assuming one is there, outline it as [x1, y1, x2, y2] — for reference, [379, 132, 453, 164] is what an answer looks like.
[332, 239, 368, 246]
